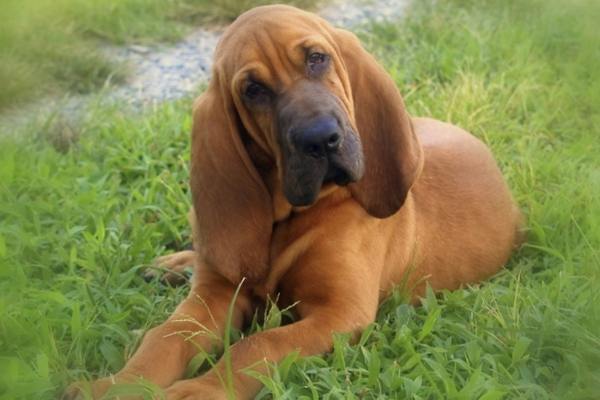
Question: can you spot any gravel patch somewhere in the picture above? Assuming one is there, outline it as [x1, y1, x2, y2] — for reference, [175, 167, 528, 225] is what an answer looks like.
[321, 0, 409, 27]
[1, 0, 409, 130]
[104, 29, 220, 107]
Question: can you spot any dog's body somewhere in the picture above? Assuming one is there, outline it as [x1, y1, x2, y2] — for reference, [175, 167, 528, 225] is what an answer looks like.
[260, 117, 520, 305]
[65, 5, 521, 400]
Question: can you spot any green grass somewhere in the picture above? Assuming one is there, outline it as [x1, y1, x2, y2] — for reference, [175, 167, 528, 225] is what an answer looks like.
[1, 0, 599, 398]
[0, 0, 320, 111]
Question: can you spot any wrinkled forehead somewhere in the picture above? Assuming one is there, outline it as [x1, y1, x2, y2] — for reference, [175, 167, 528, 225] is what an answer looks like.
[214, 5, 337, 83]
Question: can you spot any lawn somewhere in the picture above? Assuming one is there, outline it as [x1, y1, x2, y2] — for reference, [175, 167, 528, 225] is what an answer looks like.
[1, 0, 599, 399]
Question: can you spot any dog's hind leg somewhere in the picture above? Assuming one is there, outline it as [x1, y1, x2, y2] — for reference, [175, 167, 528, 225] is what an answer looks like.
[145, 208, 199, 285]
[144, 249, 196, 285]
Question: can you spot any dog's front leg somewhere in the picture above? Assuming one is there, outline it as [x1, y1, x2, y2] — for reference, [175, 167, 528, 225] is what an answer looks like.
[164, 256, 381, 400]
[63, 266, 251, 399]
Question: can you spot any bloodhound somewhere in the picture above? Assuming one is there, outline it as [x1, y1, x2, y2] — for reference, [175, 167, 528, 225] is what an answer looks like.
[65, 5, 522, 400]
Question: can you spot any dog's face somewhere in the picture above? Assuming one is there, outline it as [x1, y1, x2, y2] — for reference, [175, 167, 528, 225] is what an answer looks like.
[216, 7, 364, 206]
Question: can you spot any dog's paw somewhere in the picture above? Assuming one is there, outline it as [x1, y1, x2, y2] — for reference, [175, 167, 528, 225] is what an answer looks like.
[61, 378, 112, 400]
[144, 250, 196, 286]
[62, 377, 157, 400]
[164, 379, 228, 400]
[61, 383, 85, 400]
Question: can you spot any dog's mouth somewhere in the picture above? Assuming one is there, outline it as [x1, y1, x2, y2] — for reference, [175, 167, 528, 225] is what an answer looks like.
[323, 145, 364, 186]
[283, 160, 356, 207]
[324, 163, 352, 186]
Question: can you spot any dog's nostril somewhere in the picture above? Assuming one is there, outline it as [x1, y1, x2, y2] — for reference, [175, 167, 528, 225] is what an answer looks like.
[305, 143, 320, 155]
[302, 133, 340, 156]
[326, 133, 341, 149]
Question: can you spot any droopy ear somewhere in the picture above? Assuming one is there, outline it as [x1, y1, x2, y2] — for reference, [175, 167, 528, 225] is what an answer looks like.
[335, 29, 423, 218]
[190, 74, 273, 284]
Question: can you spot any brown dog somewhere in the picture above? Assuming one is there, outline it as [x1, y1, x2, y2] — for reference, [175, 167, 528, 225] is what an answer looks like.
[64, 5, 522, 400]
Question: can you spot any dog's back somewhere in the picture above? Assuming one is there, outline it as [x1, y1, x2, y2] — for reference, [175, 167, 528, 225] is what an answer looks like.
[408, 117, 522, 293]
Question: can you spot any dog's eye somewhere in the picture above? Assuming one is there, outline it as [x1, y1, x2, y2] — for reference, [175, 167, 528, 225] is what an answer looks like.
[244, 82, 270, 101]
[308, 52, 326, 64]
[307, 52, 330, 76]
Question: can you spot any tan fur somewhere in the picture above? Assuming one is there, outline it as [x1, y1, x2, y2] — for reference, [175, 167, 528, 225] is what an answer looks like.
[64, 5, 522, 400]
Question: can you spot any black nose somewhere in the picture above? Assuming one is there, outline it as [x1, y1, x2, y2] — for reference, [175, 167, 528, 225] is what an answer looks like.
[292, 116, 342, 157]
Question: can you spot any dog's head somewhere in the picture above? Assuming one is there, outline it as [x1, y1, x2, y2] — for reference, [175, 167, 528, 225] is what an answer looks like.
[191, 5, 423, 283]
